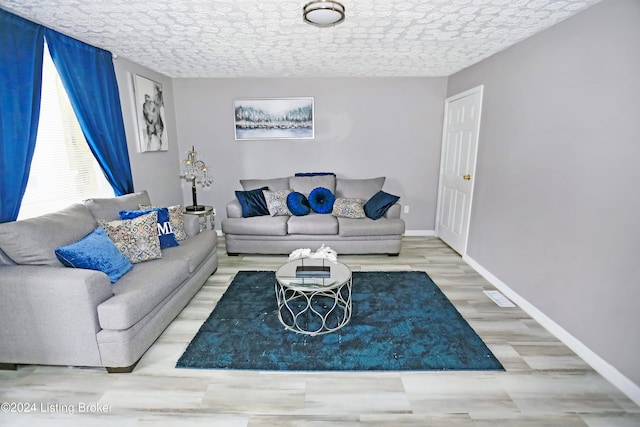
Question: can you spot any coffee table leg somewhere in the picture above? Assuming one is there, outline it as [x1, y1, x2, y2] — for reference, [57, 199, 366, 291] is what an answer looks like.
[275, 279, 352, 336]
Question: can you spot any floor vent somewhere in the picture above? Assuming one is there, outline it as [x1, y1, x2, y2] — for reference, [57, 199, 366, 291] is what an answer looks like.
[483, 290, 515, 308]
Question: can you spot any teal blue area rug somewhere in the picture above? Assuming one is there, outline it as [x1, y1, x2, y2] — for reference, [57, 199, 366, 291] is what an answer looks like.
[176, 271, 503, 371]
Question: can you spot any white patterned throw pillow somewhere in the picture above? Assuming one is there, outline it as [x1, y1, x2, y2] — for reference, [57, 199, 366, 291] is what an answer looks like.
[332, 197, 366, 219]
[263, 190, 292, 216]
[99, 211, 162, 263]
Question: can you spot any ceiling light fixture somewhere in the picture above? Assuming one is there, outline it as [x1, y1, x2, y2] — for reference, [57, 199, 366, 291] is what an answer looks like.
[303, 0, 345, 27]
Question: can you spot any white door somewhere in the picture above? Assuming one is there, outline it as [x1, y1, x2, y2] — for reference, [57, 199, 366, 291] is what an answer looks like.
[435, 86, 483, 255]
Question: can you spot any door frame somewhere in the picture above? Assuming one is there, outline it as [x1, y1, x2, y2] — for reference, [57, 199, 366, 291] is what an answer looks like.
[435, 85, 484, 256]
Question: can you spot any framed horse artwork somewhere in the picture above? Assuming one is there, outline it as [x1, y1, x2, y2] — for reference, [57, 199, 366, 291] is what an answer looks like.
[133, 74, 169, 152]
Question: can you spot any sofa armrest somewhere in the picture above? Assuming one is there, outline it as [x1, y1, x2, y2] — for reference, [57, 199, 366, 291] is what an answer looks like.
[183, 214, 201, 237]
[384, 203, 401, 219]
[0, 265, 114, 366]
[226, 199, 243, 218]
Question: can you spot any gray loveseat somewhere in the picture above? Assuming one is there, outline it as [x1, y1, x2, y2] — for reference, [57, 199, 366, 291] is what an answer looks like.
[222, 175, 405, 255]
[0, 191, 218, 373]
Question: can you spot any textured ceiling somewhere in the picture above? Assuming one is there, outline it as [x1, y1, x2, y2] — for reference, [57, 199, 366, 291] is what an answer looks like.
[0, 0, 601, 78]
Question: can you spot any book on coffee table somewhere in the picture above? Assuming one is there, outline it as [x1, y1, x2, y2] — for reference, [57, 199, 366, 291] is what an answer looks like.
[295, 265, 330, 278]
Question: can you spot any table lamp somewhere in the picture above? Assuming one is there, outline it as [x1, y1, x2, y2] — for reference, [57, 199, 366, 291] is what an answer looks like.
[180, 145, 212, 211]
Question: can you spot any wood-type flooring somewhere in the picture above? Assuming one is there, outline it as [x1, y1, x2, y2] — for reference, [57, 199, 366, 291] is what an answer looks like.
[1, 236, 638, 426]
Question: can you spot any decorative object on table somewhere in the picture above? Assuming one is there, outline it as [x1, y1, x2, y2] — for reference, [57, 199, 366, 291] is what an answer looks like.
[288, 244, 337, 263]
[303, 0, 345, 27]
[234, 98, 314, 140]
[176, 271, 504, 371]
[309, 244, 338, 262]
[180, 145, 212, 211]
[295, 264, 331, 278]
[288, 248, 311, 261]
[132, 74, 168, 152]
[289, 245, 337, 278]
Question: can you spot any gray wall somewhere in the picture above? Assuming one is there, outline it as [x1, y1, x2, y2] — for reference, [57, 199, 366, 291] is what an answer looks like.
[172, 77, 447, 232]
[110, 0, 640, 393]
[113, 57, 184, 207]
[447, 0, 640, 386]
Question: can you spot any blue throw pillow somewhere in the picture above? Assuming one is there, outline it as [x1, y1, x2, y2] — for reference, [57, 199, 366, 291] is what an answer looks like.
[364, 190, 400, 220]
[119, 207, 179, 249]
[308, 187, 336, 214]
[287, 191, 311, 216]
[295, 172, 336, 177]
[235, 187, 270, 217]
[55, 227, 133, 283]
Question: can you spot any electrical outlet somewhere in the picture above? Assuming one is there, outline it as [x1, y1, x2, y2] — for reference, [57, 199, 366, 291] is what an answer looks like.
[404, 205, 410, 214]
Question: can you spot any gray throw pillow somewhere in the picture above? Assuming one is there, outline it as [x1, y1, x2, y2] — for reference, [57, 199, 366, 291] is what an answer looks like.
[84, 190, 151, 221]
[240, 177, 290, 191]
[289, 175, 336, 195]
[335, 177, 386, 200]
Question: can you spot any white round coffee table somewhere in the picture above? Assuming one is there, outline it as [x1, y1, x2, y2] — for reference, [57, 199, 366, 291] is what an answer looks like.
[275, 258, 352, 336]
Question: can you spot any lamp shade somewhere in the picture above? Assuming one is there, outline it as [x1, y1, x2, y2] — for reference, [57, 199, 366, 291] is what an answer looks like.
[303, 0, 345, 27]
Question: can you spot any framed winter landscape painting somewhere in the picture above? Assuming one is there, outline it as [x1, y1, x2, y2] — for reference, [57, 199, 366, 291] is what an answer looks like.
[133, 74, 169, 152]
[234, 97, 314, 140]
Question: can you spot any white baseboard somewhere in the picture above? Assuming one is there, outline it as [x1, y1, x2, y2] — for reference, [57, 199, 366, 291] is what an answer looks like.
[464, 254, 640, 407]
[404, 230, 435, 236]
[218, 230, 433, 237]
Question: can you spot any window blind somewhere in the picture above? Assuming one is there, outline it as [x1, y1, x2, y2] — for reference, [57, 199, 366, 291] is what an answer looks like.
[18, 43, 114, 220]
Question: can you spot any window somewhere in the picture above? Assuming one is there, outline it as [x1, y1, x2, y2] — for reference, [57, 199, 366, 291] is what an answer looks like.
[18, 43, 114, 220]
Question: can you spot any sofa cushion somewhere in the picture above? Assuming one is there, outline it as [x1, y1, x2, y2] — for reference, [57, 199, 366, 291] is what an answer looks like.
[384, 203, 402, 219]
[99, 211, 162, 263]
[84, 190, 151, 221]
[286, 191, 311, 216]
[338, 217, 406, 237]
[55, 227, 133, 283]
[241, 177, 290, 191]
[289, 175, 336, 195]
[0, 203, 97, 266]
[161, 230, 217, 273]
[97, 257, 190, 330]
[0, 248, 16, 266]
[235, 187, 270, 217]
[263, 189, 292, 216]
[335, 177, 385, 200]
[120, 207, 180, 248]
[288, 213, 338, 235]
[225, 199, 243, 218]
[222, 216, 289, 236]
[332, 197, 366, 219]
[364, 190, 401, 220]
[308, 187, 336, 214]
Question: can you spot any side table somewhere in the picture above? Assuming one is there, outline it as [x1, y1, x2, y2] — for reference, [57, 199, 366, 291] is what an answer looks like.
[183, 205, 215, 231]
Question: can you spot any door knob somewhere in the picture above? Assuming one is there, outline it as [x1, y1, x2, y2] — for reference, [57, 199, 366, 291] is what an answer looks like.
[463, 175, 471, 181]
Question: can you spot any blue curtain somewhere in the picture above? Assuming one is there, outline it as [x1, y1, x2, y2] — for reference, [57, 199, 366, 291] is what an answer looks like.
[45, 29, 134, 196]
[0, 9, 45, 222]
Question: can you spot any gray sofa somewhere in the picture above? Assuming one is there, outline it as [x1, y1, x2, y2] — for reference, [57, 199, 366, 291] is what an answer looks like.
[222, 175, 405, 255]
[0, 191, 218, 373]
